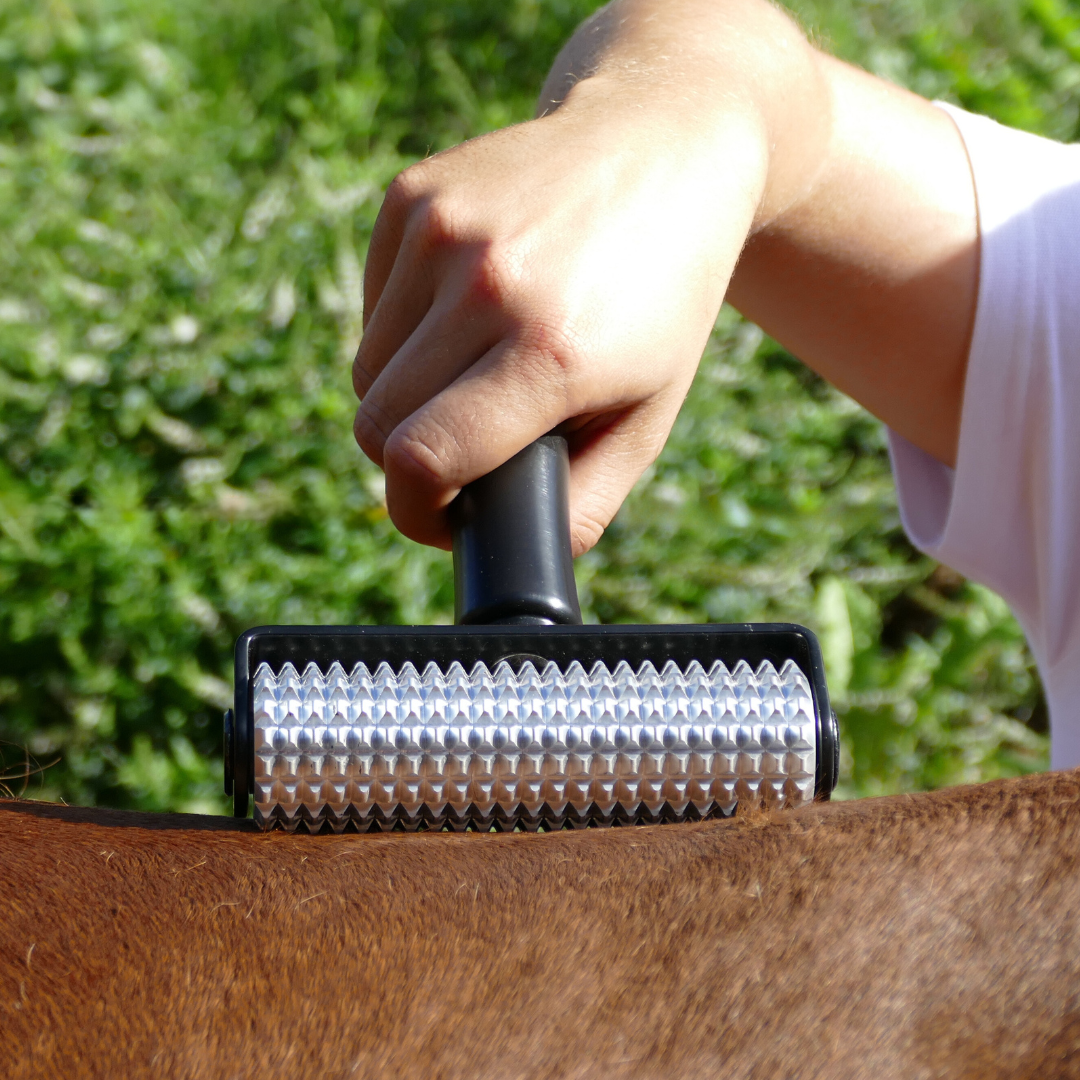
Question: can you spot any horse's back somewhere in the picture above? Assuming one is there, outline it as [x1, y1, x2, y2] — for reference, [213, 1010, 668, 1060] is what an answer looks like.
[4, 769, 1080, 1078]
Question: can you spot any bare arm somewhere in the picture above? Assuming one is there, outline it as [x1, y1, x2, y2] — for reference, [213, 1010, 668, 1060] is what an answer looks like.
[727, 58, 976, 467]
[354, 0, 977, 551]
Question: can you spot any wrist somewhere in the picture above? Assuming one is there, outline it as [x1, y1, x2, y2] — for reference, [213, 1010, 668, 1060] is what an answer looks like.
[540, 69, 772, 235]
[540, 0, 831, 233]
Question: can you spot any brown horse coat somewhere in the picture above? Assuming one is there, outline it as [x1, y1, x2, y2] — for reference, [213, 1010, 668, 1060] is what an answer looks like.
[4, 769, 1080, 1078]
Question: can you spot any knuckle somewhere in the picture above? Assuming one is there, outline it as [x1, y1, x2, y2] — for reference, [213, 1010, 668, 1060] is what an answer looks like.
[462, 245, 524, 312]
[371, 169, 425, 259]
[383, 424, 456, 491]
[570, 510, 606, 555]
[383, 166, 426, 215]
[351, 353, 375, 399]
[353, 400, 396, 466]
[516, 320, 587, 405]
[413, 195, 463, 254]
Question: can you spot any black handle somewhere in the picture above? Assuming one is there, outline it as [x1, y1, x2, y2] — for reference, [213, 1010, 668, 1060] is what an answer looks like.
[451, 436, 582, 626]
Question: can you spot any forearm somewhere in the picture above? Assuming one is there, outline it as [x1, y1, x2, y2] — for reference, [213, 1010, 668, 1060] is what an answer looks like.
[730, 57, 977, 466]
[538, 0, 977, 466]
[538, 0, 832, 231]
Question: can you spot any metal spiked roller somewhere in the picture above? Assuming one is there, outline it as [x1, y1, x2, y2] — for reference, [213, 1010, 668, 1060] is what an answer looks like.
[225, 436, 839, 832]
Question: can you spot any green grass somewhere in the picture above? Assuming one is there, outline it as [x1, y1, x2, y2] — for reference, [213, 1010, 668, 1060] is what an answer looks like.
[0, 0, 1070, 812]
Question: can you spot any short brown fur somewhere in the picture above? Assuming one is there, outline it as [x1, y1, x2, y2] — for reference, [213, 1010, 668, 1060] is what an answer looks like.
[4, 770, 1080, 1078]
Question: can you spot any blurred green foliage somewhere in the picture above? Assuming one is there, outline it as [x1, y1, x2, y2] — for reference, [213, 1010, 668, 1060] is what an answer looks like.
[0, 0, 1069, 812]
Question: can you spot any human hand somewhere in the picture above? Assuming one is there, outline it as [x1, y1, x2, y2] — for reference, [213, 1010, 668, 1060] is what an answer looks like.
[353, 78, 768, 553]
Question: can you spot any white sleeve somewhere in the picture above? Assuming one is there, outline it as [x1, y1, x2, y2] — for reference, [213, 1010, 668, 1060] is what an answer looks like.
[888, 103, 1080, 768]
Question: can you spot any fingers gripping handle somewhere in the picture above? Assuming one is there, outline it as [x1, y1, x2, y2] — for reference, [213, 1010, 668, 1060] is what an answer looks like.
[451, 436, 583, 626]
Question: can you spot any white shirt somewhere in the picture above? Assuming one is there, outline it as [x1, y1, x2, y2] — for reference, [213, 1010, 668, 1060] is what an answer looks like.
[890, 103, 1080, 769]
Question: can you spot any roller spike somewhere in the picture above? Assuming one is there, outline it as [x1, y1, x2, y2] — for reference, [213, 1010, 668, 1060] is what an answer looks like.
[253, 663, 278, 701]
[779, 658, 812, 696]
[469, 661, 493, 692]
[588, 660, 613, 687]
[516, 660, 541, 687]
[373, 661, 396, 690]
[539, 662, 562, 696]
[660, 659, 683, 685]
[731, 659, 755, 684]
[492, 659, 516, 683]
[684, 659, 707, 681]
[563, 660, 587, 686]
[349, 663, 373, 694]
[636, 660, 660, 688]
[707, 659, 732, 684]
[755, 659, 780, 686]
[420, 664, 446, 705]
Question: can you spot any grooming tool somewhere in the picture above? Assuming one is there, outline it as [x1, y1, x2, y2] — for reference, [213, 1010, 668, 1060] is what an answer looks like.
[225, 436, 838, 831]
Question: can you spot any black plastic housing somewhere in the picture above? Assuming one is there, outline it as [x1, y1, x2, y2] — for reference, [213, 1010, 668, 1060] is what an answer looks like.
[227, 622, 839, 819]
[451, 435, 581, 626]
